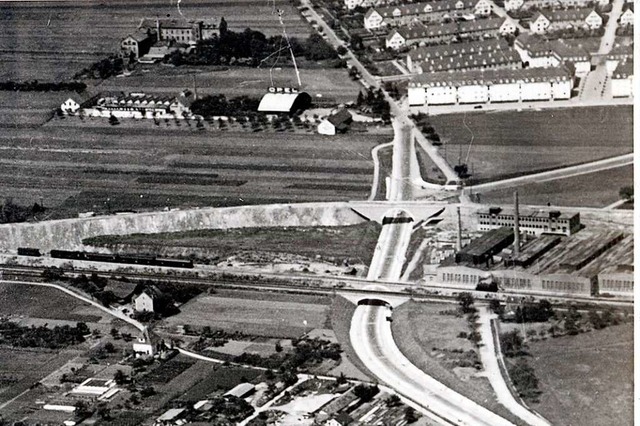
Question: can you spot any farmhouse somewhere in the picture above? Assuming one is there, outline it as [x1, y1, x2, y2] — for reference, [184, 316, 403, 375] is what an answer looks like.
[364, 0, 492, 30]
[134, 285, 165, 312]
[120, 33, 154, 59]
[318, 109, 353, 135]
[516, 0, 608, 10]
[406, 38, 521, 73]
[344, 0, 385, 10]
[408, 66, 572, 105]
[60, 92, 99, 114]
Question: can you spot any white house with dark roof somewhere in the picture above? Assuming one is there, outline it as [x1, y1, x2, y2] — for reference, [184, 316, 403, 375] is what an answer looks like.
[619, 7, 634, 26]
[611, 61, 633, 97]
[120, 33, 154, 59]
[530, 8, 602, 34]
[504, 0, 524, 11]
[60, 92, 99, 114]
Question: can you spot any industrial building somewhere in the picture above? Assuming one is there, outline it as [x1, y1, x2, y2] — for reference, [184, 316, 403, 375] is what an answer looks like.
[477, 207, 581, 236]
[141, 18, 218, 43]
[257, 88, 312, 114]
[454, 227, 514, 266]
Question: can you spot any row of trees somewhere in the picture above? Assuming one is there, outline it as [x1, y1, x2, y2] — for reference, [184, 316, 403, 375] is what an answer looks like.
[166, 22, 338, 67]
[0, 80, 86, 92]
[355, 87, 391, 122]
[190, 94, 260, 117]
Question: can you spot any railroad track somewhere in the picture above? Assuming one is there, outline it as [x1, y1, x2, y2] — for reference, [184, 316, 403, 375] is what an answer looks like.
[0, 263, 633, 309]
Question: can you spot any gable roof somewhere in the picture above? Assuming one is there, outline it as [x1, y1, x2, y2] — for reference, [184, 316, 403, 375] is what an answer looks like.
[410, 66, 572, 87]
[327, 109, 352, 127]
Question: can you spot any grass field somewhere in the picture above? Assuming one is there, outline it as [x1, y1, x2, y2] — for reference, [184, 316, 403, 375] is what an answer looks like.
[477, 165, 633, 207]
[160, 290, 331, 338]
[180, 364, 262, 401]
[391, 301, 526, 426]
[526, 323, 633, 426]
[429, 106, 633, 182]
[0, 283, 104, 323]
[0, 0, 310, 81]
[0, 125, 383, 218]
[84, 222, 381, 265]
[97, 66, 362, 104]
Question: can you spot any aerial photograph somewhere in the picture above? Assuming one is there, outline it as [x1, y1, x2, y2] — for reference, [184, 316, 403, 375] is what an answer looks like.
[0, 0, 634, 425]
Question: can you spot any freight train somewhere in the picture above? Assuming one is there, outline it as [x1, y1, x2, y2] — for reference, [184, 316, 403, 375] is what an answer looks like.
[18, 248, 194, 269]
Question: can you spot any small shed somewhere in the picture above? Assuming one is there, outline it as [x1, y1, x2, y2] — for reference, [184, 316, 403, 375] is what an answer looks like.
[224, 383, 255, 399]
[318, 109, 353, 135]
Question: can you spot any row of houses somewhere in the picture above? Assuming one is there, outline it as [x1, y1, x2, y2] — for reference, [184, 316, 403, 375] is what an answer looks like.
[529, 8, 604, 34]
[502, 0, 610, 11]
[406, 38, 521, 72]
[386, 17, 517, 49]
[364, 0, 493, 29]
[407, 66, 573, 105]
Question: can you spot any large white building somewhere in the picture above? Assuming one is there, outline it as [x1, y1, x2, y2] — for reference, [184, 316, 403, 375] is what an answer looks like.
[611, 60, 633, 97]
[515, 35, 600, 77]
[408, 67, 572, 105]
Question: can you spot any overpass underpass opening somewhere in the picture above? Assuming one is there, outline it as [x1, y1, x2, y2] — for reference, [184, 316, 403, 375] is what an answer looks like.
[357, 298, 393, 308]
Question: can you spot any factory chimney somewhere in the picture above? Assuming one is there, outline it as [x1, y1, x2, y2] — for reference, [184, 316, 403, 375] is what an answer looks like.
[192, 74, 198, 100]
[513, 190, 520, 257]
[456, 206, 462, 252]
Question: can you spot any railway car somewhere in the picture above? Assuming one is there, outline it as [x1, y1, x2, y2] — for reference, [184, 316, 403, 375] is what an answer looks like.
[17, 247, 41, 257]
[154, 258, 194, 269]
[50, 250, 86, 260]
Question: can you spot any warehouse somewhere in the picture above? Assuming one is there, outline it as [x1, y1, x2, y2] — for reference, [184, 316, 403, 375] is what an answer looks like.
[455, 227, 514, 266]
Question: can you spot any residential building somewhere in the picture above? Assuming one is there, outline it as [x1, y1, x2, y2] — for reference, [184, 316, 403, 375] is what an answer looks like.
[520, 0, 608, 9]
[611, 60, 633, 97]
[364, 0, 491, 30]
[141, 18, 218, 43]
[134, 285, 165, 312]
[407, 39, 521, 73]
[344, 0, 385, 10]
[224, 383, 256, 399]
[318, 109, 353, 135]
[120, 33, 154, 59]
[515, 35, 599, 76]
[477, 207, 581, 236]
[529, 8, 602, 34]
[408, 66, 572, 105]
[503, 0, 524, 11]
[619, 7, 634, 26]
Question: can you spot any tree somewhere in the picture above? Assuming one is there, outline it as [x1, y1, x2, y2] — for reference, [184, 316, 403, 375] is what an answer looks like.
[386, 394, 401, 407]
[619, 185, 633, 200]
[456, 292, 475, 314]
[500, 330, 524, 358]
[354, 384, 379, 402]
[404, 406, 419, 423]
[336, 372, 347, 385]
[219, 17, 228, 36]
[74, 400, 92, 418]
[108, 114, 119, 126]
[275, 342, 283, 352]
[564, 306, 581, 335]
[489, 299, 504, 316]
[337, 46, 348, 55]
[113, 369, 128, 385]
[104, 342, 116, 353]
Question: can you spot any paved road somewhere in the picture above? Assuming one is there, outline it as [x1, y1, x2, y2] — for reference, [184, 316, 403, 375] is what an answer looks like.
[351, 304, 516, 426]
[366, 209, 414, 281]
[466, 152, 633, 193]
[477, 308, 552, 426]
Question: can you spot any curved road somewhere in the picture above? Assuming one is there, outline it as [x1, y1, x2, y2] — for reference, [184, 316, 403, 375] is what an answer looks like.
[351, 304, 516, 426]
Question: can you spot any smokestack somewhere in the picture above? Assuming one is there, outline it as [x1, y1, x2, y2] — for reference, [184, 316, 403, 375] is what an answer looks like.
[456, 207, 462, 252]
[156, 16, 161, 41]
[192, 74, 197, 100]
[513, 190, 520, 257]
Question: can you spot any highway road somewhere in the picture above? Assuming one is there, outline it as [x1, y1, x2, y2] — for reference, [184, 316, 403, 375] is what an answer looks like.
[366, 208, 414, 281]
[351, 304, 516, 426]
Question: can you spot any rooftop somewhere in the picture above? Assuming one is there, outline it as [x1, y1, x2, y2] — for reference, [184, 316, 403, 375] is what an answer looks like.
[460, 227, 513, 257]
[372, 0, 477, 18]
[410, 66, 571, 86]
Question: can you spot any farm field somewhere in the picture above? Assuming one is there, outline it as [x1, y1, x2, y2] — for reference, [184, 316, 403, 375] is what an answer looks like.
[84, 222, 382, 265]
[160, 290, 331, 338]
[429, 106, 633, 182]
[0, 0, 310, 80]
[477, 165, 633, 208]
[0, 282, 105, 323]
[527, 323, 633, 426]
[0, 347, 81, 412]
[0, 125, 384, 218]
[391, 301, 526, 426]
